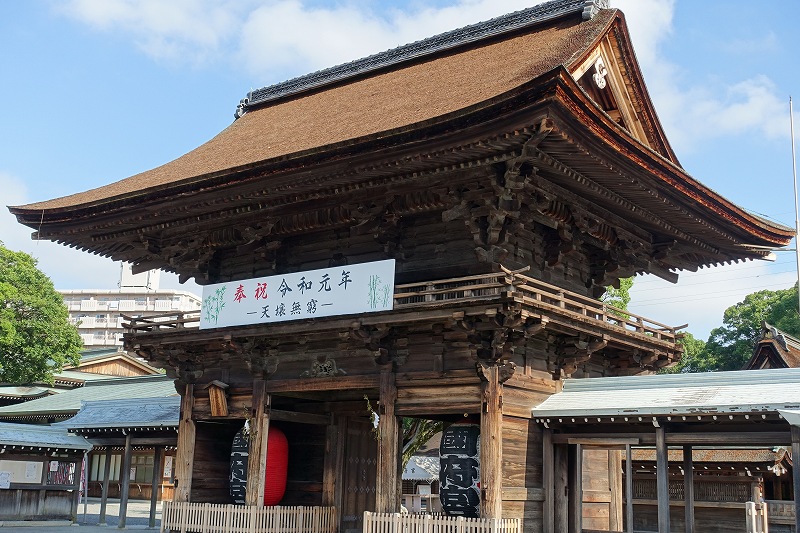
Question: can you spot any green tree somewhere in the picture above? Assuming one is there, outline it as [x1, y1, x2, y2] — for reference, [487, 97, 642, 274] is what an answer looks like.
[0, 243, 82, 384]
[601, 277, 634, 310]
[668, 285, 800, 373]
[661, 332, 706, 373]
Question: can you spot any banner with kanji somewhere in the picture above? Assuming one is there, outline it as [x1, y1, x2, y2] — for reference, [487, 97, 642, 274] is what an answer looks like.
[199, 259, 395, 329]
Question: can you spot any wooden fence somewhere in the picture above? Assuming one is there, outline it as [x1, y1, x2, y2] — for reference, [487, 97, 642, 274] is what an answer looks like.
[160, 502, 337, 533]
[362, 512, 522, 533]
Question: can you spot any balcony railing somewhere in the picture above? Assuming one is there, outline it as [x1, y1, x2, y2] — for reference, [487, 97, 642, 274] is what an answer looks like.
[159, 502, 337, 533]
[124, 268, 679, 347]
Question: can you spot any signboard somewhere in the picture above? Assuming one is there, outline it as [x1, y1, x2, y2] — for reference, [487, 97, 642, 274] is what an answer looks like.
[200, 259, 395, 329]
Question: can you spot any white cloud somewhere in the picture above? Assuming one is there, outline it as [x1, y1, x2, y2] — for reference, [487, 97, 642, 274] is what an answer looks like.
[58, 0, 249, 63]
[612, 0, 790, 153]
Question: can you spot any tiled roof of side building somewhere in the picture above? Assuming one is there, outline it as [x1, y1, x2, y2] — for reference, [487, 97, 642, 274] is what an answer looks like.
[55, 396, 179, 431]
[0, 422, 92, 451]
[0, 375, 176, 421]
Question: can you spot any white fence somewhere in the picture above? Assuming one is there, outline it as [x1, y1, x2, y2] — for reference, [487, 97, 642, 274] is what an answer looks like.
[160, 502, 338, 533]
[363, 512, 522, 533]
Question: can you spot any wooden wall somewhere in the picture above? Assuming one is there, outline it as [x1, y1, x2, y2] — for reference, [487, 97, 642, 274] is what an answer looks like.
[191, 421, 242, 503]
[501, 415, 544, 530]
[582, 448, 623, 531]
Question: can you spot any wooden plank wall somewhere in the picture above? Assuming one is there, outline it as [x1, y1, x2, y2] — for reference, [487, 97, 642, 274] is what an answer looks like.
[190, 421, 242, 503]
[501, 415, 544, 531]
[581, 448, 623, 531]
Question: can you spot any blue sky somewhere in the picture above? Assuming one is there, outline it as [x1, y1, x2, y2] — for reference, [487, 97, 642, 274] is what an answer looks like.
[1, 0, 798, 341]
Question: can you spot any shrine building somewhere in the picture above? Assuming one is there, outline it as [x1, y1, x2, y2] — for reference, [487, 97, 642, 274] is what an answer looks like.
[8, 0, 794, 532]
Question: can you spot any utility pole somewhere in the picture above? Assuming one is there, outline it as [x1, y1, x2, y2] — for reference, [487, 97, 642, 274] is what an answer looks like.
[791, 97, 800, 315]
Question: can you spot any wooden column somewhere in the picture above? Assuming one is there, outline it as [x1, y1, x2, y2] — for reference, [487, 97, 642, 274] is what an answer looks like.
[554, 443, 569, 532]
[118, 431, 133, 529]
[655, 425, 670, 533]
[683, 444, 694, 533]
[99, 447, 113, 525]
[543, 428, 554, 533]
[246, 379, 272, 507]
[376, 370, 401, 513]
[323, 415, 345, 508]
[568, 444, 582, 533]
[792, 425, 800, 533]
[174, 383, 196, 502]
[479, 363, 503, 519]
[625, 445, 633, 533]
[609, 449, 623, 531]
[149, 446, 163, 528]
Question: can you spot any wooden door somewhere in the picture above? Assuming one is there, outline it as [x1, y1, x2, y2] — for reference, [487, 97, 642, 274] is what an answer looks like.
[340, 418, 378, 533]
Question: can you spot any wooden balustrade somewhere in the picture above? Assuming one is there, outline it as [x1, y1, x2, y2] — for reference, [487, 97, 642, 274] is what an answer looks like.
[363, 511, 521, 533]
[124, 268, 679, 348]
[159, 502, 337, 533]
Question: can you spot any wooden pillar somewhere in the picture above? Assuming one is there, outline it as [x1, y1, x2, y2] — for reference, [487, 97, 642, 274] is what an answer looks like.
[479, 363, 503, 519]
[655, 425, 670, 533]
[568, 444, 582, 533]
[246, 379, 272, 507]
[149, 446, 163, 528]
[543, 428, 554, 533]
[99, 447, 113, 525]
[609, 449, 623, 531]
[625, 445, 633, 533]
[323, 415, 345, 508]
[792, 425, 800, 533]
[174, 383, 196, 502]
[118, 431, 133, 529]
[376, 370, 401, 513]
[683, 444, 694, 533]
[554, 443, 569, 532]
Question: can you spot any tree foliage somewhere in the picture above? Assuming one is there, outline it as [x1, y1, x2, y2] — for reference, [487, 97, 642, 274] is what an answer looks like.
[0, 243, 82, 384]
[601, 277, 634, 311]
[669, 285, 800, 373]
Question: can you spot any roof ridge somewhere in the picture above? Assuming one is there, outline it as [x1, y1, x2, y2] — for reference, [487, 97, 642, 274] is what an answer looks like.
[236, 0, 608, 117]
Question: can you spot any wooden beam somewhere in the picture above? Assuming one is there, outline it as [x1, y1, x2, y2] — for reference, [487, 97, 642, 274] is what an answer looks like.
[683, 444, 694, 533]
[479, 363, 503, 519]
[655, 426, 670, 533]
[375, 371, 401, 513]
[554, 443, 569, 532]
[99, 447, 113, 525]
[568, 444, 582, 533]
[792, 426, 800, 533]
[609, 449, 623, 531]
[86, 437, 176, 446]
[322, 415, 344, 507]
[245, 379, 271, 507]
[625, 445, 633, 533]
[567, 438, 639, 446]
[149, 446, 163, 528]
[264, 374, 379, 393]
[118, 431, 133, 529]
[543, 428, 554, 533]
[271, 409, 331, 425]
[174, 384, 195, 503]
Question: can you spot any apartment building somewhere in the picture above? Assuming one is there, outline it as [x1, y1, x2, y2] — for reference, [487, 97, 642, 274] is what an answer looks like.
[60, 266, 201, 347]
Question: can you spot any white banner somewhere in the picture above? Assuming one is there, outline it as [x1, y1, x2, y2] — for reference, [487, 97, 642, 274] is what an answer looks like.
[200, 259, 395, 329]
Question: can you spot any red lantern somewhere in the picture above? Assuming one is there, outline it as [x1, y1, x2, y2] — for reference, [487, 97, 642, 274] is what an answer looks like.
[264, 425, 289, 506]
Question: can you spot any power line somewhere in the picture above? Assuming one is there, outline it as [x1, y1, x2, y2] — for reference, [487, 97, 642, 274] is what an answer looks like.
[630, 280, 796, 308]
[631, 268, 797, 293]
